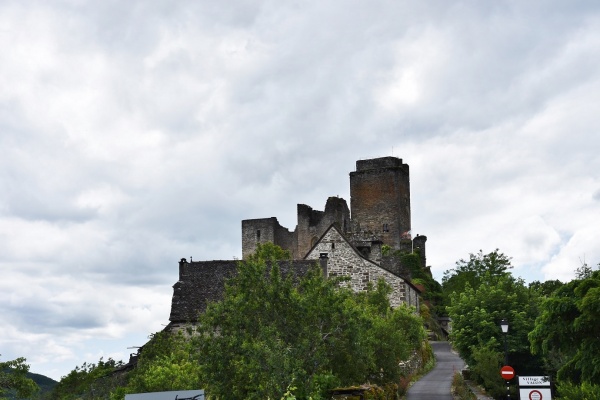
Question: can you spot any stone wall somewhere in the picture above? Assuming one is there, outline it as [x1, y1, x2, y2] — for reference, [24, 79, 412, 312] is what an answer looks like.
[305, 226, 420, 310]
[242, 197, 350, 260]
[350, 157, 411, 249]
[169, 258, 317, 323]
[241, 217, 296, 259]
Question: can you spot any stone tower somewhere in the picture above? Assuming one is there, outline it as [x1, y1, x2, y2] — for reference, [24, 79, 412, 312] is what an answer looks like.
[349, 157, 411, 249]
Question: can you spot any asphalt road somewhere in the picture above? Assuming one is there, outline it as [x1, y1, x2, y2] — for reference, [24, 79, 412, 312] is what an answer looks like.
[406, 341, 465, 400]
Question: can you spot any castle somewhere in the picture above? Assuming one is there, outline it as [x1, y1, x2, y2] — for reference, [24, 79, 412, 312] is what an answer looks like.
[168, 156, 428, 328]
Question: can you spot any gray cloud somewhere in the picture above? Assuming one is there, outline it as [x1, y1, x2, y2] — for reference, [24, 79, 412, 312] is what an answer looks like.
[1, 0, 600, 380]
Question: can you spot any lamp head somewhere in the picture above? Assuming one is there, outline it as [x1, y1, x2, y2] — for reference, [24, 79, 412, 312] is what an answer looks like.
[500, 318, 509, 333]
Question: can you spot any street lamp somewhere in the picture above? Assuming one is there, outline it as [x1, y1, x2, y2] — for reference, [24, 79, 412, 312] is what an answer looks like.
[500, 318, 510, 399]
[500, 319, 509, 365]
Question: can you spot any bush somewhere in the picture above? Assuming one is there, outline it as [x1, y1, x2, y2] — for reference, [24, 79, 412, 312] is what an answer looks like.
[451, 372, 476, 400]
[557, 381, 600, 399]
[469, 344, 505, 399]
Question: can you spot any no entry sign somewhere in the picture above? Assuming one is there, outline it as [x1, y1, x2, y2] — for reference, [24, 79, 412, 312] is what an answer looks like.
[500, 365, 515, 380]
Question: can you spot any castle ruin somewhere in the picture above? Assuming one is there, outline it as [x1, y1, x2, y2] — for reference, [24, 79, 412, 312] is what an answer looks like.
[168, 156, 427, 327]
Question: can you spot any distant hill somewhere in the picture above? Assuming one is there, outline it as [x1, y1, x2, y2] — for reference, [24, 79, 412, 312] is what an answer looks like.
[2, 369, 58, 399]
[28, 371, 58, 394]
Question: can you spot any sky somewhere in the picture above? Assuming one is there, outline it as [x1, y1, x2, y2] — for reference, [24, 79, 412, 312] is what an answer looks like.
[1, 0, 599, 381]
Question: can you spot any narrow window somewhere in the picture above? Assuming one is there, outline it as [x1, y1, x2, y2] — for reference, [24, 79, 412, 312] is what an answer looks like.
[332, 242, 335, 250]
[383, 223, 389, 232]
[256, 230, 261, 241]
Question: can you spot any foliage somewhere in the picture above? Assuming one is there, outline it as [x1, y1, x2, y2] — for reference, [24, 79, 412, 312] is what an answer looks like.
[468, 344, 509, 399]
[447, 272, 540, 373]
[451, 372, 476, 400]
[110, 330, 203, 400]
[556, 381, 600, 399]
[529, 270, 600, 385]
[389, 250, 445, 316]
[575, 262, 597, 280]
[442, 249, 513, 299]
[0, 356, 39, 399]
[48, 357, 124, 400]
[195, 245, 426, 399]
[528, 279, 564, 297]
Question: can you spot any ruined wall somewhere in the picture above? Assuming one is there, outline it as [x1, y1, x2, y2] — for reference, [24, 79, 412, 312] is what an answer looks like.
[350, 157, 411, 249]
[296, 197, 350, 258]
[242, 197, 350, 260]
[241, 217, 296, 259]
[170, 259, 317, 323]
[170, 259, 238, 322]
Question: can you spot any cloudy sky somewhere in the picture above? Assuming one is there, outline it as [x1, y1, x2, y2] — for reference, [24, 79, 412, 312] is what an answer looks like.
[1, 0, 599, 381]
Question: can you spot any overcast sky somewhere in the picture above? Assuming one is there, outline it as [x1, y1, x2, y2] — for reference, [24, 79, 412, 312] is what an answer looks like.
[1, 0, 599, 381]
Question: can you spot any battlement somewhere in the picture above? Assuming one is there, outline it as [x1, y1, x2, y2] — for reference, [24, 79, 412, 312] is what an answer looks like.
[355, 157, 409, 174]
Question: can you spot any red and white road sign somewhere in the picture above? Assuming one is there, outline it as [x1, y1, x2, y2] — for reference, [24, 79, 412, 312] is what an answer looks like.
[519, 388, 552, 400]
[500, 365, 515, 380]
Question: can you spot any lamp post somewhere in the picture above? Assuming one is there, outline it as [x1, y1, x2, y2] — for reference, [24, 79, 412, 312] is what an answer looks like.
[500, 318, 510, 399]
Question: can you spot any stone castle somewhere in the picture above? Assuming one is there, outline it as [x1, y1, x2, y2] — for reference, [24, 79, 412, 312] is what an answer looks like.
[168, 156, 428, 328]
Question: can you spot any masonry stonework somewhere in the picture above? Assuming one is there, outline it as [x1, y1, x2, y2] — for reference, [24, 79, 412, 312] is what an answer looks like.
[169, 156, 430, 328]
[305, 226, 420, 309]
[350, 157, 411, 250]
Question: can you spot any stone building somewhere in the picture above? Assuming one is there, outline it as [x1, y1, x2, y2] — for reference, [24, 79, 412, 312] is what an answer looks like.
[242, 157, 415, 261]
[167, 156, 427, 327]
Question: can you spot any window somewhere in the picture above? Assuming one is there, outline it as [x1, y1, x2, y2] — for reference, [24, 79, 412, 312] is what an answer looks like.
[383, 223, 389, 232]
[256, 230, 261, 241]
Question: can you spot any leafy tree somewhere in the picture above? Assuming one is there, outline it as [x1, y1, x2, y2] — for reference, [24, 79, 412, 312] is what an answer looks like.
[446, 258, 544, 400]
[48, 357, 124, 400]
[469, 344, 507, 399]
[555, 381, 600, 399]
[195, 244, 425, 399]
[528, 279, 564, 297]
[443, 249, 512, 300]
[0, 356, 39, 399]
[110, 331, 203, 400]
[529, 270, 600, 386]
[575, 261, 597, 280]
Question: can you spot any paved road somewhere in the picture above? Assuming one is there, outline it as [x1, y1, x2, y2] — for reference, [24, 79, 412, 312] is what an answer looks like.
[406, 341, 465, 400]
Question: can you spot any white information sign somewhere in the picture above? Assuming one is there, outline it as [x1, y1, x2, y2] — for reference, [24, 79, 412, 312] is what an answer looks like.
[519, 388, 552, 400]
[125, 390, 204, 400]
[519, 376, 551, 386]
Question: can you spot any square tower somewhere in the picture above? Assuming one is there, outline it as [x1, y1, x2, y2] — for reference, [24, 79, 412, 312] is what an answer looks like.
[349, 157, 411, 249]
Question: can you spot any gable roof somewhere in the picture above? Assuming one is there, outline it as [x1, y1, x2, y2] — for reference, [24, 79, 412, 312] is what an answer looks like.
[302, 223, 377, 265]
[303, 224, 422, 294]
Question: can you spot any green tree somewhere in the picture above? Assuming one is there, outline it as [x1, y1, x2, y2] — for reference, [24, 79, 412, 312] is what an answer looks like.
[110, 331, 203, 400]
[446, 258, 544, 400]
[49, 357, 124, 400]
[529, 270, 600, 386]
[195, 245, 425, 399]
[528, 279, 564, 298]
[0, 356, 39, 399]
[443, 249, 512, 301]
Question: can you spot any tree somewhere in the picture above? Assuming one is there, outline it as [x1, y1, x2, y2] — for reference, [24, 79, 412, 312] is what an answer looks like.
[529, 270, 600, 386]
[110, 331, 203, 400]
[445, 251, 545, 399]
[447, 273, 539, 370]
[0, 356, 39, 399]
[49, 357, 124, 400]
[528, 279, 564, 297]
[195, 244, 425, 399]
[442, 249, 512, 299]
